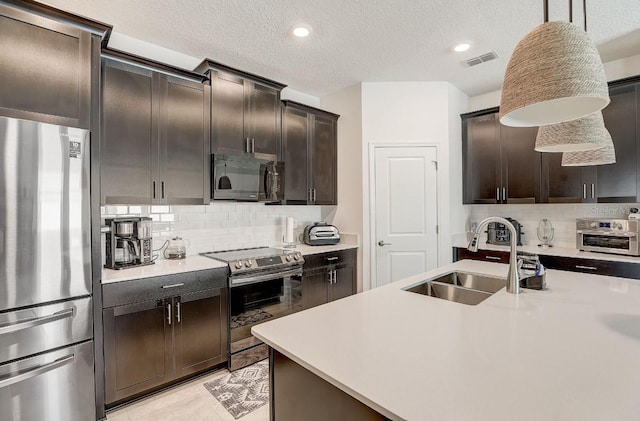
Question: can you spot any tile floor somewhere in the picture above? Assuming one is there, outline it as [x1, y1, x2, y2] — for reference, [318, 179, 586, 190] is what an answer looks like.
[106, 368, 269, 421]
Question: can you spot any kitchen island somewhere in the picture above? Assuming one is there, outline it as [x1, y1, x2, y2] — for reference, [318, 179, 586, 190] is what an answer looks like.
[252, 259, 640, 421]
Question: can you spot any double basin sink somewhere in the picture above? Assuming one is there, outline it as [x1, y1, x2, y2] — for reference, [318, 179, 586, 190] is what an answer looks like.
[404, 271, 506, 305]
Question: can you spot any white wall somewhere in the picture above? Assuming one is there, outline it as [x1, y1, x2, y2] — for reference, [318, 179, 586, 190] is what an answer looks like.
[101, 204, 325, 262]
[321, 84, 364, 291]
[447, 85, 471, 243]
[466, 203, 639, 249]
[281, 88, 321, 107]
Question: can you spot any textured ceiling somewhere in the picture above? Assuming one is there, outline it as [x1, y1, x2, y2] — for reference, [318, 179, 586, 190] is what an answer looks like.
[41, 0, 640, 97]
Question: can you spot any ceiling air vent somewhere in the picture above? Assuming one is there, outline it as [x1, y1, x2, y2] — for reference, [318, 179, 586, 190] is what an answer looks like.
[465, 51, 499, 67]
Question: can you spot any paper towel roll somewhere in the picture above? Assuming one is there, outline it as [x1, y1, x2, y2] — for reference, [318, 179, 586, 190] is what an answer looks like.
[285, 217, 294, 243]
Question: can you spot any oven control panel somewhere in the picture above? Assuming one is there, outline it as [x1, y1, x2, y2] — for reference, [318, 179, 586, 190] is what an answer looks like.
[228, 252, 303, 274]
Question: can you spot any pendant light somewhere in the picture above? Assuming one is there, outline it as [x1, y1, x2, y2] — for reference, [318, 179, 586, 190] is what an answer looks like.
[535, 111, 608, 152]
[499, 0, 609, 128]
[561, 135, 616, 166]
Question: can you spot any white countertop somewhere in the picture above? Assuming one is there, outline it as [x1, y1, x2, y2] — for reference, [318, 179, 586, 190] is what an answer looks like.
[102, 243, 359, 284]
[452, 238, 640, 264]
[101, 255, 228, 284]
[252, 260, 640, 421]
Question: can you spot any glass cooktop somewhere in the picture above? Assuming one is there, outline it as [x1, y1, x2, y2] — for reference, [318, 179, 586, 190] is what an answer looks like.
[200, 247, 288, 263]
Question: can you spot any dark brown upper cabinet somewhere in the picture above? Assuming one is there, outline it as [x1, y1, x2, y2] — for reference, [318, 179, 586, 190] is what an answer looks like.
[282, 101, 339, 205]
[194, 59, 286, 161]
[0, 2, 109, 128]
[462, 109, 541, 204]
[595, 81, 639, 202]
[541, 78, 640, 203]
[101, 51, 210, 205]
[463, 76, 640, 205]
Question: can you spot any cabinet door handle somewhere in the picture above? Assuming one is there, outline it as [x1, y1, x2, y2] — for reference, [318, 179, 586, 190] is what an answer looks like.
[333, 269, 337, 284]
[176, 301, 181, 323]
[161, 181, 165, 199]
[576, 265, 598, 271]
[161, 283, 184, 289]
[327, 271, 332, 283]
[591, 183, 595, 199]
[583, 184, 587, 199]
[496, 188, 500, 202]
[313, 189, 317, 202]
[251, 138, 255, 153]
[308, 189, 312, 202]
[502, 187, 506, 201]
[153, 181, 156, 199]
[485, 256, 501, 261]
[167, 302, 172, 326]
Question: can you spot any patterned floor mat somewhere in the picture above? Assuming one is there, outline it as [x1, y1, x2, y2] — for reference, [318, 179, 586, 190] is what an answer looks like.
[203, 360, 269, 419]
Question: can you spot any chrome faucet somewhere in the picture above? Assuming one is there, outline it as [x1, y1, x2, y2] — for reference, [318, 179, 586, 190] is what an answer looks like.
[468, 216, 521, 294]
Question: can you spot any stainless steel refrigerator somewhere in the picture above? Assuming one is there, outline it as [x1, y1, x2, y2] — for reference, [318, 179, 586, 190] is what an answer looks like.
[0, 116, 95, 421]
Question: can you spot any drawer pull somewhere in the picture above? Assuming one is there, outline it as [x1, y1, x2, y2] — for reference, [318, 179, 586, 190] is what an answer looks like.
[0, 308, 74, 335]
[485, 256, 501, 261]
[326, 257, 339, 261]
[576, 265, 598, 271]
[0, 354, 74, 388]
[161, 283, 184, 289]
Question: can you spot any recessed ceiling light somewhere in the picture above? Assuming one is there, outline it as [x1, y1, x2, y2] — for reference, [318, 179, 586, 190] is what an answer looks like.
[291, 25, 311, 38]
[453, 43, 471, 53]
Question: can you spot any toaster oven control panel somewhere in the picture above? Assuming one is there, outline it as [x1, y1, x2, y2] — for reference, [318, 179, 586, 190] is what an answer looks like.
[577, 219, 637, 232]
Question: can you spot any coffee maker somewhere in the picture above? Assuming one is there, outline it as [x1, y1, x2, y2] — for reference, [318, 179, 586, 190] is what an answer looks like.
[104, 217, 154, 269]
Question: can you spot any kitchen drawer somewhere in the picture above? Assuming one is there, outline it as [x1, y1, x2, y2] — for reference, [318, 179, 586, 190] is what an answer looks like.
[0, 296, 92, 364]
[303, 248, 357, 272]
[0, 340, 95, 421]
[453, 247, 509, 264]
[103, 268, 228, 308]
[538, 255, 640, 280]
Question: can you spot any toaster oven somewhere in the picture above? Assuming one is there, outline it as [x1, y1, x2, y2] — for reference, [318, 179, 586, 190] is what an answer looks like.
[576, 218, 640, 256]
[303, 222, 340, 246]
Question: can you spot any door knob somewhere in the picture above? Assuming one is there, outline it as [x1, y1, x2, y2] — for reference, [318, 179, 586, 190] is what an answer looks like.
[378, 240, 392, 247]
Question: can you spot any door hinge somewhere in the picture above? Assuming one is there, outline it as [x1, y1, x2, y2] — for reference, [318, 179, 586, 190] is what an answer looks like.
[432, 160, 438, 170]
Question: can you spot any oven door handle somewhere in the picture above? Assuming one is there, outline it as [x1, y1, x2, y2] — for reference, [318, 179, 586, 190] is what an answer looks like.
[230, 268, 303, 287]
[577, 230, 637, 237]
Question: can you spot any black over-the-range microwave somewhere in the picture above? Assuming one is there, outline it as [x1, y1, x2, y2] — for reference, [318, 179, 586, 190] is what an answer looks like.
[211, 154, 285, 203]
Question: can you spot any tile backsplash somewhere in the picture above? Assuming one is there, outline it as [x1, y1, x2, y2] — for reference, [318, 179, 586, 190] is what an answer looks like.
[102, 203, 336, 260]
[466, 203, 640, 248]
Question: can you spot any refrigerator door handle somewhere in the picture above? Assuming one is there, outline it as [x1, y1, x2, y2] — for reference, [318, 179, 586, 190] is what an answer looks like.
[0, 354, 74, 389]
[0, 308, 74, 335]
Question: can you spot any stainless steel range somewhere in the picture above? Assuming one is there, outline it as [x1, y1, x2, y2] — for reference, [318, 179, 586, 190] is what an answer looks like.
[201, 247, 304, 370]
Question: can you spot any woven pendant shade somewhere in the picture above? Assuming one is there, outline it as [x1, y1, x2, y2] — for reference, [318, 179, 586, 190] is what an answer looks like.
[535, 112, 608, 152]
[500, 21, 609, 127]
[562, 137, 616, 166]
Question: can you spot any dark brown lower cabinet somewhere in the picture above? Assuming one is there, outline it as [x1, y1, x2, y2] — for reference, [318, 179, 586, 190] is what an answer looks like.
[270, 349, 389, 421]
[302, 249, 357, 309]
[103, 269, 228, 407]
[453, 247, 640, 280]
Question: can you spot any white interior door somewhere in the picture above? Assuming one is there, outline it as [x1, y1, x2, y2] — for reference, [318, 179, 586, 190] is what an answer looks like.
[374, 146, 438, 287]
